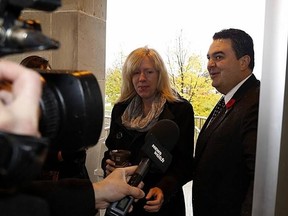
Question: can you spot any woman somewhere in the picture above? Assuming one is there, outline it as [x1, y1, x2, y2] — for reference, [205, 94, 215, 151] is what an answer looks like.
[102, 47, 194, 215]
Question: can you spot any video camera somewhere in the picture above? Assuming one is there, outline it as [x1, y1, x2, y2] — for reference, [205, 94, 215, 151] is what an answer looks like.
[0, 0, 61, 56]
[0, 0, 104, 187]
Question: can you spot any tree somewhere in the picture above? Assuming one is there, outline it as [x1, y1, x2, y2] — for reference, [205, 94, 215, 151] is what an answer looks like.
[105, 51, 127, 106]
[105, 67, 122, 105]
[166, 30, 190, 93]
[166, 30, 220, 116]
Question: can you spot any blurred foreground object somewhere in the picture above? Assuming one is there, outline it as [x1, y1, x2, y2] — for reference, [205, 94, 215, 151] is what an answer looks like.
[0, 0, 61, 56]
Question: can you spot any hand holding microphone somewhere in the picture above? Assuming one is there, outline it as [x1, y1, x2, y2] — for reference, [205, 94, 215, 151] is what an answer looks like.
[105, 119, 180, 216]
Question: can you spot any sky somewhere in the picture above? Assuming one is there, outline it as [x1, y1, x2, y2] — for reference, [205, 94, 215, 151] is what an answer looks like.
[106, 0, 266, 79]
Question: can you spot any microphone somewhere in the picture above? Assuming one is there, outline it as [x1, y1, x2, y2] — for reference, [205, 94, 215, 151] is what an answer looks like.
[105, 119, 179, 216]
[128, 119, 179, 186]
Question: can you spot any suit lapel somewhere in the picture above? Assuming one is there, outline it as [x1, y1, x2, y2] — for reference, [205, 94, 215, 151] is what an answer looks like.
[195, 108, 228, 159]
[195, 74, 260, 161]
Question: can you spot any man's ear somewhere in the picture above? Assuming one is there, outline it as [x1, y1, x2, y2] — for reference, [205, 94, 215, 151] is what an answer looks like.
[239, 55, 250, 70]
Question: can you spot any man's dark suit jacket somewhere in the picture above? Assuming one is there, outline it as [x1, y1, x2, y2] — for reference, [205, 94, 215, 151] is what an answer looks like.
[192, 74, 260, 216]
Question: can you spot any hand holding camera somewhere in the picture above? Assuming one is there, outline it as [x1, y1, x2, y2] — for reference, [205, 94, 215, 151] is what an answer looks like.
[0, 60, 42, 136]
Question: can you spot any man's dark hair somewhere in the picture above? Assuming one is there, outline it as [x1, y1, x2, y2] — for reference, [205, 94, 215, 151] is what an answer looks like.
[213, 28, 255, 71]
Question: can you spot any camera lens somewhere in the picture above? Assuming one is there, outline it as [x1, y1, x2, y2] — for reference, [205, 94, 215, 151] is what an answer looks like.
[39, 70, 104, 152]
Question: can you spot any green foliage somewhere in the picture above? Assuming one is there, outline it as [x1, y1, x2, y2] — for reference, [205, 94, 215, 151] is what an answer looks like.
[169, 54, 221, 117]
[105, 67, 122, 105]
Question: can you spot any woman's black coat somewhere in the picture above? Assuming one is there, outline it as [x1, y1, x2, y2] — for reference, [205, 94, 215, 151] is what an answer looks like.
[102, 98, 195, 216]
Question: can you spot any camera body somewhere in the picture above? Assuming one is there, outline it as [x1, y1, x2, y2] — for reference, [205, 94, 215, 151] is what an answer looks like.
[0, 0, 61, 56]
[0, 0, 61, 12]
[0, 0, 104, 153]
[0, 0, 104, 187]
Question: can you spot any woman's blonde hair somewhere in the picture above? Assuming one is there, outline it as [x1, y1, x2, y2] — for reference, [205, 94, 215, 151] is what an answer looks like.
[117, 46, 179, 103]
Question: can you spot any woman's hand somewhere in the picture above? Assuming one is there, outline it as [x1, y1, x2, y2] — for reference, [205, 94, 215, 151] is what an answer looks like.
[105, 159, 116, 176]
[143, 187, 164, 212]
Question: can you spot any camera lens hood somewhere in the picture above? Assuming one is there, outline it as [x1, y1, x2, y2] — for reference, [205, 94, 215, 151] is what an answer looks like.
[39, 70, 104, 153]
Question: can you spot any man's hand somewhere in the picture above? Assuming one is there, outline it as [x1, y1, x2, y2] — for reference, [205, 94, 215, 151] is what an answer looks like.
[0, 60, 42, 136]
[93, 166, 145, 209]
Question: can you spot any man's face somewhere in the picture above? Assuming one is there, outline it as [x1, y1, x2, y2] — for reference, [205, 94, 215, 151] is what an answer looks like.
[206, 39, 244, 94]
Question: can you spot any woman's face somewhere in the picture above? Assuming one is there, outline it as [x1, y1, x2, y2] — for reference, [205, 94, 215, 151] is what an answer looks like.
[132, 56, 159, 102]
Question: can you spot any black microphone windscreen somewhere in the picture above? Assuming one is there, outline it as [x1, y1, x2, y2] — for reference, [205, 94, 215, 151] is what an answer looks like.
[141, 119, 179, 172]
[145, 119, 179, 151]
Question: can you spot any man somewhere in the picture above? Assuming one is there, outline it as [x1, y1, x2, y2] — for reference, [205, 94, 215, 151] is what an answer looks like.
[0, 60, 144, 216]
[192, 28, 260, 216]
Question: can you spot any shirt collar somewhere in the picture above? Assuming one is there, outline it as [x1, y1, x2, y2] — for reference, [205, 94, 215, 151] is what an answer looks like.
[223, 74, 252, 104]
